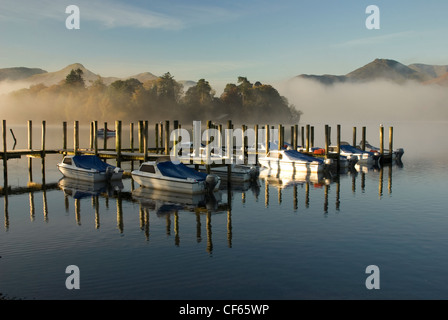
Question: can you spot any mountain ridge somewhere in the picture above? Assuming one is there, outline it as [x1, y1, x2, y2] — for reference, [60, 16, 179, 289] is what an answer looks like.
[294, 58, 448, 86]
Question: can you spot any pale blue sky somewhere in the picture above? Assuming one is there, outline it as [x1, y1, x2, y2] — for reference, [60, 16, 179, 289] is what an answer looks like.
[1, 0, 447, 91]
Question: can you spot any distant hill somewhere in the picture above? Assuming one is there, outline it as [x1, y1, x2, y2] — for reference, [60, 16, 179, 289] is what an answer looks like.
[294, 58, 447, 85]
[0, 67, 47, 81]
[0, 63, 160, 89]
[423, 72, 448, 86]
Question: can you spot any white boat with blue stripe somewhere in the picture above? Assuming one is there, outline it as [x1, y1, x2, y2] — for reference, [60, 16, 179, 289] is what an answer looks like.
[57, 155, 123, 182]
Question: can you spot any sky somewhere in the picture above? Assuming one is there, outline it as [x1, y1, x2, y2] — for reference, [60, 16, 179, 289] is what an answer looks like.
[1, 0, 448, 92]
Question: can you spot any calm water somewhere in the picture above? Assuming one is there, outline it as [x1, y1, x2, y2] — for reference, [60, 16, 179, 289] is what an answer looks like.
[1, 121, 448, 300]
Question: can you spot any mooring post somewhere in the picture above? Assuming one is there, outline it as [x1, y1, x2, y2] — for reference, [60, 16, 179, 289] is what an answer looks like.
[206, 120, 211, 172]
[144, 120, 148, 162]
[41, 121, 46, 158]
[74, 120, 79, 155]
[28, 120, 32, 150]
[103, 122, 108, 150]
[353, 127, 357, 147]
[164, 120, 170, 155]
[3, 120, 8, 188]
[94, 121, 98, 156]
[379, 125, 384, 155]
[254, 124, 259, 164]
[278, 124, 283, 151]
[130, 122, 134, 153]
[90, 121, 94, 149]
[301, 126, 304, 147]
[294, 124, 298, 150]
[325, 125, 329, 159]
[116, 120, 122, 163]
[311, 126, 314, 149]
[362, 126, 366, 151]
[173, 120, 179, 159]
[265, 124, 270, 155]
[154, 122, 159, 154]
[226, 120, 232, 162]
[63, 121, 67, 151]
[389, 126, 393, 155]
[138, 120, 143, 153]
[306, 124, 310, 152]
[337, 124, 341, 169]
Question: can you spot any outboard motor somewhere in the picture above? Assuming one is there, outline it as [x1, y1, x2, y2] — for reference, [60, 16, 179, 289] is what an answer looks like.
[205, 174, 221, 192]
[105, 166, 115, 181]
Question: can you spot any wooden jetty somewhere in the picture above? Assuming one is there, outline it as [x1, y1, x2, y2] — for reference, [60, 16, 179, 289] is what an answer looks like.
[2, 119, 399, 173]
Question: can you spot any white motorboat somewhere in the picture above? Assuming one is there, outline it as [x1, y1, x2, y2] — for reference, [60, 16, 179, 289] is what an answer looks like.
[131, 158, 221, 194]
[328, 144, 380, 165]
[360, 140, 404, 162]
[258, 149, 327, 173]
[57, 155, 123, 182]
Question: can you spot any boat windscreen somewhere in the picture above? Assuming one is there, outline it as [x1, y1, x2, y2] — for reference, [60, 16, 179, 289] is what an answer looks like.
[157, 161, 207, 181]
[72, 155, 114, 172]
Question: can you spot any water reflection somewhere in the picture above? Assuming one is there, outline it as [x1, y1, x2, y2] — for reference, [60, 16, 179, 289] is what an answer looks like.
[1, 154, 402, 248]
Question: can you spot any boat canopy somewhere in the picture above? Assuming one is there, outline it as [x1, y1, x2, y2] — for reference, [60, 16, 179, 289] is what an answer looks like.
[72, 155, 115, 172]
[283, 150, 324, 163]
[339, 145, 372, 155]
[157, 161, 207, 181]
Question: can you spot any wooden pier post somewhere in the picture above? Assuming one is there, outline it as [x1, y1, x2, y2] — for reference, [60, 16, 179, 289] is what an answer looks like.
[115, 120, 122, 163]
[138, 121, 143, 153]
[293, 125, 298, 150]
[89, 121, 94, 149]
[63, 121, 67, 151]
[130, 122, 134, 153]
[305, 124, 310, 152]
[41, 121, 46, 157]
[301, 126, 304, 147]
[254, 124, 259, 164]
[103, 122, 108, 150]
[154, 122, 159, 154]
[93, 121, 98, 156]
[265, 124, 270, 155]
[164, 120, 170, 155]
[278, 124, 283, 151]
[173, 120, 179, 158]
[325, 125, 329, 159]
[336, 124, 341, 169]
[144, 121, 148, 162]
[353, 127, 357, 147]
[362, 126, 366, 151]
[379, 125, 384, 155]
[28, 120, 32, 150]
[389, 126, 393, 155]
[310, 126, 314, 149]
[74, 121, 79, 155]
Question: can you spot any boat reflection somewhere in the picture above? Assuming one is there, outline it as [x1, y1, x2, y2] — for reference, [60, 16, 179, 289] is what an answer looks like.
[132, 187, 223, 215]
[58, 177, 124, 199]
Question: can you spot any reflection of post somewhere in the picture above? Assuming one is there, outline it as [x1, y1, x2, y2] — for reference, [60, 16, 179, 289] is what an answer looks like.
[75, 198, 81, 225]
[324, 184, 329, 213]
[361, 172, 366, 191]
[29, 192, 35, 221]
[293, 184, 298, 210]
[264, 179, 269, 207]
[144, 208, 150, 241]
[94, 195, 99, 229]
[166, 214, 171, 236]
[305, 182, 310, 208]
[196, 211, 202, 243]
[174, 211, 180, 247]
[278, 186, 282, 204]
[206, 211, 213, 254]
[227, 209, 232, 248]
[336, 178, 340, 211]
[43, 188, 48, 222]
[378, 166, 384, 198]
[117, 195, 123, 233]
[388, 164, 392, 194]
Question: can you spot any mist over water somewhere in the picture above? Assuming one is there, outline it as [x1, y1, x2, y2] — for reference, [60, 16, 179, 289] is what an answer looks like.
[278, 78, 448, 159]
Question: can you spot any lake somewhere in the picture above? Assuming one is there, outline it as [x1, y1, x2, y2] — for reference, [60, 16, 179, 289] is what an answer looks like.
[1, 120, 448, 301]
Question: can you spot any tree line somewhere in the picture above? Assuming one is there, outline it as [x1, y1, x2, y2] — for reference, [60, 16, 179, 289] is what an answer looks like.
[5, 69, 302, 125]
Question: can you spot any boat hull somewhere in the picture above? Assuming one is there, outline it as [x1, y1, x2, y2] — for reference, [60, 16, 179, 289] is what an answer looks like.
[57, 164, 123, 182]
[131, 171, 208, 194]
[258, 158, 324, 173]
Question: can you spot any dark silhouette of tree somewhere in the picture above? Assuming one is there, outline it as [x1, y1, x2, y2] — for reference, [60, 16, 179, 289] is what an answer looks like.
[65, 68, 85, 89]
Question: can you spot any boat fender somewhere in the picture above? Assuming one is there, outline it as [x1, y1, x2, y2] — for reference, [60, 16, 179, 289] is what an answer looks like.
[205, 174, 220, 191]
[324, 158, 333, 165]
